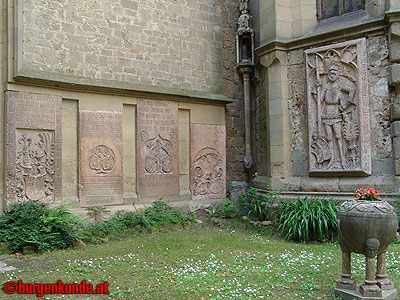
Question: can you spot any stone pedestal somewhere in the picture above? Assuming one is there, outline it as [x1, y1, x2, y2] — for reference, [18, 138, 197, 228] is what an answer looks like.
[334, 287, 398, 300]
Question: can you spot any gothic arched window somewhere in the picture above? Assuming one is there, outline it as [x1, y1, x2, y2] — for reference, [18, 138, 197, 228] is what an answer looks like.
[317, 0, 364, 20]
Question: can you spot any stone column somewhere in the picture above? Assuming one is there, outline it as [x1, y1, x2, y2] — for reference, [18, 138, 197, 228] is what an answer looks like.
[238, 65, 254, 170]
[376, 252, 395, 290]
[259, 50, 291, 190]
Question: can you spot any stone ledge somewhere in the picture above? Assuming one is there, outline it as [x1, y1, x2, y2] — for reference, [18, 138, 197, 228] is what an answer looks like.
[256, 18, 385, 56]
[13, 68, 232, 105]
[68, 198, 223, 220]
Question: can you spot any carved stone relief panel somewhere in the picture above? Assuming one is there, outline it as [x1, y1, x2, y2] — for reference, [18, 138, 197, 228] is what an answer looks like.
[79, 110, 123, 207]
[4, 91, 62, 206]
[137, 99, 179, 201]
[190, 124, 226, 200]
[305, 38, 371, 175]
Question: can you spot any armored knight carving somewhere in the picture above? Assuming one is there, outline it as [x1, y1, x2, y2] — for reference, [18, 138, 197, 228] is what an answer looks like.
[305, 39, 371, 175]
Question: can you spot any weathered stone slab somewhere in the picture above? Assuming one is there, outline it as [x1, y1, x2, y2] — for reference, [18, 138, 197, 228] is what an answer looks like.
[78, 110, 123, 207]
[136, 99, 179, 201]
[305, 38, 371, 176]
[190, 124, 226, 200]
[4, 91, 62, 206]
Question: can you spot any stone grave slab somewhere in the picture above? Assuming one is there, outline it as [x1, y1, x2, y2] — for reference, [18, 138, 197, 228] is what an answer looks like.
[190, 124, 226, 200]
[4, 91, 62, 206]
[136, 99, 179, 201]
[78, 110, 123, 206]
[305, 38, 371, 175]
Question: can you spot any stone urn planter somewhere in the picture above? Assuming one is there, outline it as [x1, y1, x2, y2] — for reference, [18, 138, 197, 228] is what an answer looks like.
[335, 199, 398, 300]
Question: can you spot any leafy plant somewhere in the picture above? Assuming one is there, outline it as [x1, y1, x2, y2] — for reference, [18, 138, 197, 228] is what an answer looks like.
[237, 187, 278, 221]
[85, 206, 110, 222]
[276, 197, 338, 243]
[0, 202, 82, 252]
[214, 198, 239, 218]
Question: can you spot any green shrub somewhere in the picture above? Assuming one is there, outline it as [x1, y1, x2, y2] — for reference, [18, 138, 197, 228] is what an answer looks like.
[276, 197, 338, 243]
[237, 187, 278, 221]
[0, 202, 82, 252]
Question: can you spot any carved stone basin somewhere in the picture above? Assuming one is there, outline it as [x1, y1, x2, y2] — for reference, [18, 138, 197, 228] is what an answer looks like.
[335, 200, 398, 300]
[338, 200, 398, 255]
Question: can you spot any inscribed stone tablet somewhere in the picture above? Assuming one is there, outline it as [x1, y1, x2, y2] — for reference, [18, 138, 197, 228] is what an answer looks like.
[4, 91, 62, 206]
[79, 110, 123, 206]
[137, 99, 179, 201]
[190, 124, 226, 200]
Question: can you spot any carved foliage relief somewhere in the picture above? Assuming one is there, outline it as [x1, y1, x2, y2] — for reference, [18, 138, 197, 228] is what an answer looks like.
[190, 124, 226, 200]
[192, 148, 224, 196]
[140, 131, 176, 175]
[88, 145, 115, 175]
[5, 91, 62, 206]
[305, 39, 371, 175]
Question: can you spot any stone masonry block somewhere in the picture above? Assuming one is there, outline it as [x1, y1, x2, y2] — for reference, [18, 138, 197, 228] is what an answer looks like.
[390, 63, 400, 86]
[391, 120, 400, 137]
[392, 136, 400, 159]
[391, 97, 400, 121]
[389, 42, 400, 63]
[394, 159, 400, 176]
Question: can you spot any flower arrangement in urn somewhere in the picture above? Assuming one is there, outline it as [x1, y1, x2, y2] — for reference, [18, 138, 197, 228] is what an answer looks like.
[354, 187, 381, 201]
[335, 187, 398, 300]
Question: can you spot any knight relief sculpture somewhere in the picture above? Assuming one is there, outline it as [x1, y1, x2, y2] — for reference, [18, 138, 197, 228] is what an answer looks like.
[305, 39, 371, 175]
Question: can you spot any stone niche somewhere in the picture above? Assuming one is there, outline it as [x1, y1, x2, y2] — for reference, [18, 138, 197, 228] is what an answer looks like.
[305, 38, 371, 176]
[190, 124, 226, 200]
[78, 110, 123, 207]
[4, 91, 62, 206]
[136, 99, 179, 201]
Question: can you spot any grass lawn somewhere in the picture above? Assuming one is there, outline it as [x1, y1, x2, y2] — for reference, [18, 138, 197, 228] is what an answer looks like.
[1, 224, 399, 300]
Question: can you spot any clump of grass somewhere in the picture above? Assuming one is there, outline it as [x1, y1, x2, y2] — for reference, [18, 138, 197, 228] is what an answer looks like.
[276, 197, 338, 243]
[237, 187, 279, 221]
[81, 201, 194, 243]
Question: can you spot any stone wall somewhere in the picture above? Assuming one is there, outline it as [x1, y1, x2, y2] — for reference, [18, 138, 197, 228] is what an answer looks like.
[20, 0, 225, 94]
[0, 0, 248, 211]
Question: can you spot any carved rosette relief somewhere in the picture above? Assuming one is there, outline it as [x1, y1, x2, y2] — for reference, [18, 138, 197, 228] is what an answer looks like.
[140, 131, 176, 175]
[88, 145, 115, 175]
[192, 147, 224, 196]
[305, 38, 371, 175]
[15, 130, 55, 202]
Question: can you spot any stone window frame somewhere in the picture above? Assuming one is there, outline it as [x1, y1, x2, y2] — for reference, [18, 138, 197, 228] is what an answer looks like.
[317, 0, 365, 20]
